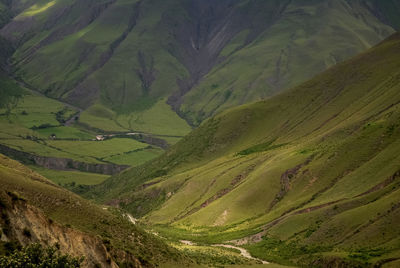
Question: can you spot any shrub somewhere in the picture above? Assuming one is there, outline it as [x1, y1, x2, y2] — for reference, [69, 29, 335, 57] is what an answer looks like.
[2, 241, 21, 255]
[0, 243, 83, 267]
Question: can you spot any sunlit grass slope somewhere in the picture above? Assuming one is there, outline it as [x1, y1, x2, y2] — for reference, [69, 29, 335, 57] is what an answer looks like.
[0, 154, 191, 266]
[87, 33, 400, 266]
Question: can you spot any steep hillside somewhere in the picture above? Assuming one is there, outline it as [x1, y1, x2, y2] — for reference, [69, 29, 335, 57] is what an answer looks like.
[0, 154, 191, 267]
[1, 0, 399, 132]
[87, 33, 400, 266]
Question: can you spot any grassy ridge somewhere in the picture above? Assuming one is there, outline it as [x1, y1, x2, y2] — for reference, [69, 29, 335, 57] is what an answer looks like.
[180, 0, 397, 124]
[0, 154, 267, 266]
[87, 33, 400, 266]
[3, 0, 399, 133]
[0, 154, 191, 266]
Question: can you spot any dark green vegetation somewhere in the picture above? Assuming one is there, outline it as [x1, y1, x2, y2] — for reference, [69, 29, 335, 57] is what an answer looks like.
[1, 0, 399, 131]
[0, 73, 23, 117]
[87, 33, 400, 267]
[0, 243, 83, 268]
[0, 154, 192, 267]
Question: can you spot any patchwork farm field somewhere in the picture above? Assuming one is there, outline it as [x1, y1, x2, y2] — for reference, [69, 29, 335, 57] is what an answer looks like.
[35, 126, 93, 140]
[103, 147, 164, 166]
[29, 165, 110, 186]
[79, 99, 192, 136]
[47, 138, 148, 160]
[0, 76, 170, 186]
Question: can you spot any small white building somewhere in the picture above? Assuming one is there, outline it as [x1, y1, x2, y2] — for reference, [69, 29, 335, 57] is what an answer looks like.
[96, 135, 105, 141]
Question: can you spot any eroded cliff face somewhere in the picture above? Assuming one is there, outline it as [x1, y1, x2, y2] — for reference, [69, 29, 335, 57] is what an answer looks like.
[0, 194, 126, 267]
[0, 155, 187, 267]
[0, 144, 129, 175]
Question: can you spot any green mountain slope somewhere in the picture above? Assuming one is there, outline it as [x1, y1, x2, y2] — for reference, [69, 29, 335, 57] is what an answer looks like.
[0, 153, 191, 267]
[1, 0, 399, 133]
[86, 33, 400, 266]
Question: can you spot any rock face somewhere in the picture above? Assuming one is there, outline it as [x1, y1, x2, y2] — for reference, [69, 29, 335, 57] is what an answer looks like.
[0, 195, 118, 267]
[0, 144, 129, 175]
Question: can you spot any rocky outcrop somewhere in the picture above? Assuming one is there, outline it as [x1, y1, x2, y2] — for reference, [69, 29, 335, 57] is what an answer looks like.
[0, 195, 118, 267]
[269, 157, 313, 210]
[0, 144, 129, 175]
